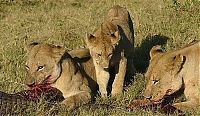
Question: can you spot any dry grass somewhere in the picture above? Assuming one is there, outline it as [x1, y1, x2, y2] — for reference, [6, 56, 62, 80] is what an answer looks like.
[0, 0, 200, 115]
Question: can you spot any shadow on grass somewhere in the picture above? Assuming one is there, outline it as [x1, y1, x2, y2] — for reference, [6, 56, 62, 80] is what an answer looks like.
[133, 34, 169, 73]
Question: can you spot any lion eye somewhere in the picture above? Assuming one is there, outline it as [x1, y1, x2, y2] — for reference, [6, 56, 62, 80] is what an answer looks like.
[153, 80, 159, 85]
[25, 65, 29, 70]
[108, 53, 112, 58]
[37, 66, 44, 71]
[97, 54, 101, 57]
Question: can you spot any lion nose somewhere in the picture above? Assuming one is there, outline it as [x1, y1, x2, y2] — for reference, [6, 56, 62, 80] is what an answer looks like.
[26, 78, 36, 86]
[27, 82, 36, 87]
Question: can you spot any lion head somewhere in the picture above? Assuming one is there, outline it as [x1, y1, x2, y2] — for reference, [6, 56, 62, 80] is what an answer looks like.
[25, 42, 65, 85]
[143, 45, 185, 102]
[85, 21, 120, 70]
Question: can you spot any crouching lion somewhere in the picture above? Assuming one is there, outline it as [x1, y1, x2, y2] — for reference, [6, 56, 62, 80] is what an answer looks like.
[25, 42, 98, 110]
[143, 41, 200, 112]
[85, 5, 135, 97]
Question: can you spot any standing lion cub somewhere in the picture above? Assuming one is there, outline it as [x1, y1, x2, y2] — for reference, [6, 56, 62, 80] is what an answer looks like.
[25, 43, 97, 110]
[85, 5, 135, 97]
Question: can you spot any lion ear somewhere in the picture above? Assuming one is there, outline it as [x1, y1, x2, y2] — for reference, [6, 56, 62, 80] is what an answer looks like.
[26, 42, 40, 52]
[172, 54, 185, 73]
[111, 31, 120, 45]
[85, 33, 96, 45]
[150, 45, 163, 59]
[51, 45, 65, 62]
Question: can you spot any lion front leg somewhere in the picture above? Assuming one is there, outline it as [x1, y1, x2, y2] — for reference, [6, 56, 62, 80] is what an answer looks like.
[171, 79, 200, 112]
[61, 91, 91, 110]
[111, 53, 127, 96]
[96, 66, 110, 97]
[172, 100, 199, 112]
[172, 89, 199, 112]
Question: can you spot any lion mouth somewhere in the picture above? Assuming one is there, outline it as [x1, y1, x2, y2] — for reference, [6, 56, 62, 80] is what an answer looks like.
[25, 82, 53, 101]
[148, 94, 173, 108]
[27, 82, 36, 88]
[26, 75, 52, 87]
[150, 94, 171, 105]
[150, 99, 163, 105]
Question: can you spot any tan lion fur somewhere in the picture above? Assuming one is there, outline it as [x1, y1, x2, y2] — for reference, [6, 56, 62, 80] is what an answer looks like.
[85, 5, 135, 97]
[25, 43, 97, 110]
[143, 41, 200, 111]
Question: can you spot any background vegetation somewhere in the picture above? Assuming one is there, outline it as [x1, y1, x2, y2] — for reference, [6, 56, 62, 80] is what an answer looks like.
[0, 0, 199, 115]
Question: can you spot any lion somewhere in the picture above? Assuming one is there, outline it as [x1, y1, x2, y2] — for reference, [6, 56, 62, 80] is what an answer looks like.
[143, 41, 200, 112]
[25, 42, 98, 110]
[85, 5, 135, 97]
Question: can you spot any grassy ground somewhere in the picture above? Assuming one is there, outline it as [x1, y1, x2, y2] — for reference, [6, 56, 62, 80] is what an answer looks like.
[0, 0, 199, 115]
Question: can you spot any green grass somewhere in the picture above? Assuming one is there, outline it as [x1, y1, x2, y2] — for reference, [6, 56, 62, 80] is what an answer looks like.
[0, 0, 200, 115]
